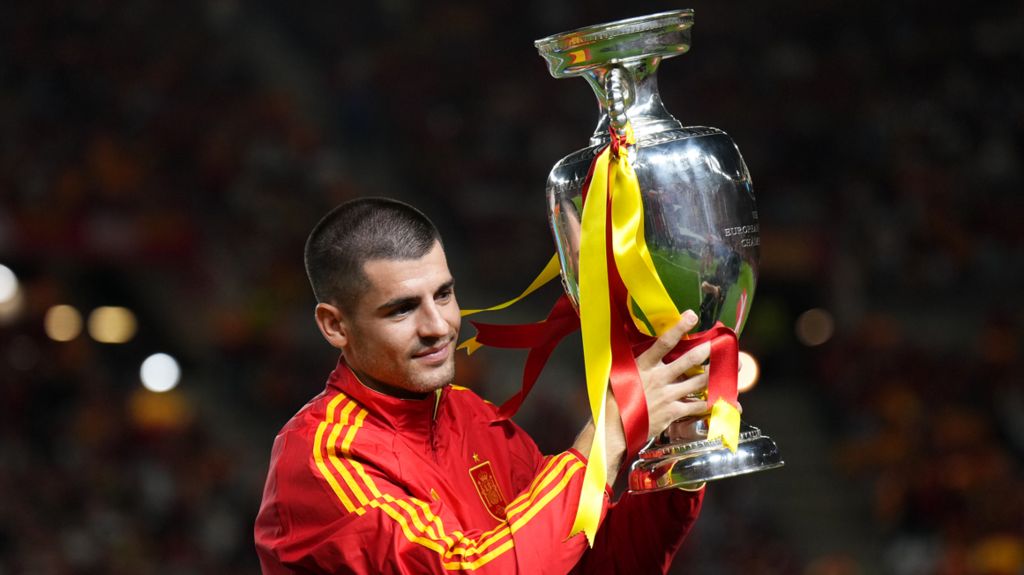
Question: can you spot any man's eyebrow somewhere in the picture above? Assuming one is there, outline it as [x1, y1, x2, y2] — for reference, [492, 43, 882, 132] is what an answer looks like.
[376, 295, 419, 313]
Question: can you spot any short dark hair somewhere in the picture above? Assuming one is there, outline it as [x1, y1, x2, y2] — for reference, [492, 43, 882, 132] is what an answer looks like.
[304, 197, 441, 309]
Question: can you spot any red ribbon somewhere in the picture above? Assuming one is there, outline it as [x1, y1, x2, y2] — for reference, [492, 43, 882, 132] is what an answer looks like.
[467, 294, 580, 421]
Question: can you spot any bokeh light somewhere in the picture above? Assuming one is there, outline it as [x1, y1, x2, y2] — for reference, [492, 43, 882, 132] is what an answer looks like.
[737, 351, 760, 393]
[87, 306, 138, 344]
[0, 264, 17, 303]
[140, 353, 181, 393]
[0, 265, 23, 324]
[0, 289, 25, 325]
[795, 308, 835, 347]
[44, 305, 84, 342]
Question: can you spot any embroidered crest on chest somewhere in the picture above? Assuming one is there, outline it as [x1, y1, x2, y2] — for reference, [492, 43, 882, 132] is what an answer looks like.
[468, 456, 508, 520]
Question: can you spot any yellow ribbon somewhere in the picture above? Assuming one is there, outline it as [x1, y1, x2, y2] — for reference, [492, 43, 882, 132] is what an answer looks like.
[607, 124, 681, 336]
[708, 398, 741, 452]
[571, 134, 614, 545]
[457, 254, 561, 355]
[460, 254, 561, 317]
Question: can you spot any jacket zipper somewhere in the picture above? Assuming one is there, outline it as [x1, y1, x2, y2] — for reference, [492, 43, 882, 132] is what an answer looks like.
[430, 388, 442, 462]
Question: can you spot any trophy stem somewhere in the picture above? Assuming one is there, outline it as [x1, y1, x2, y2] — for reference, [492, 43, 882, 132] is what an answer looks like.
[583, 59, 683, 146]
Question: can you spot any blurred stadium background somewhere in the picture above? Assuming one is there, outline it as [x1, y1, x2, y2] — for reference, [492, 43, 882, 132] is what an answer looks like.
[1, 0, 1021, 573]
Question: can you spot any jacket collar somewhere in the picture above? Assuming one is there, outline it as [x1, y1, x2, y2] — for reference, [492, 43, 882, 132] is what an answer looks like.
[326, 355, 445, 436]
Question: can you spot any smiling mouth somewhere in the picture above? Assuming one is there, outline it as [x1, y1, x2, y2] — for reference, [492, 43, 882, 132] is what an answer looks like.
[413, 340, 454, 363]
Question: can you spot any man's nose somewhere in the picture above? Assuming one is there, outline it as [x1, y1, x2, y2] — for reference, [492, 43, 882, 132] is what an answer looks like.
[417, 301, 450, 339]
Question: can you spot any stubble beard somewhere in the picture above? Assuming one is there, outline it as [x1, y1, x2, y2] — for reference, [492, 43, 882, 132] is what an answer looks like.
[350, 343, 457, 398]
[407, 352, 456, 393]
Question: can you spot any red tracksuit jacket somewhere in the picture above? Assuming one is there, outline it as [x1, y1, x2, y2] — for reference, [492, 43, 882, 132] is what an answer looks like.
[254, 358, 704, 574]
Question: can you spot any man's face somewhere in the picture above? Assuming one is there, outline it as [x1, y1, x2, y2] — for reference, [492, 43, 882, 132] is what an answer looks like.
[339, 241, 460, 397]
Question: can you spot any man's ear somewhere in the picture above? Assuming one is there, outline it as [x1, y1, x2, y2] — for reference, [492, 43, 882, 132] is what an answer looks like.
[314, 303, 349, 350]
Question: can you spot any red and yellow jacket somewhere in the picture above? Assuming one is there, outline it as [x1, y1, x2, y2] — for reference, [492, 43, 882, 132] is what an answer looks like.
[255, 358, 704, 574]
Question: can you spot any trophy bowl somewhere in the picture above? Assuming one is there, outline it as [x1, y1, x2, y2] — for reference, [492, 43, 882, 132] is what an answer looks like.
[536, 10, 784, 491]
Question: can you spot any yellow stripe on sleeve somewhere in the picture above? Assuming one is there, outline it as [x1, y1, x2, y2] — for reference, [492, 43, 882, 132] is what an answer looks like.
[311, 395, 360, 514]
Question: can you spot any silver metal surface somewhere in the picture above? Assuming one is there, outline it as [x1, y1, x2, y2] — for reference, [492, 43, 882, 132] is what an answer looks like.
[629, 423, 785, 492]
[604, 68, 629, 136]
[536, 10, 693, 145]
[546, 127, 759, 333]
[537, 11, 783, 493]
[535, 10, 693, 78]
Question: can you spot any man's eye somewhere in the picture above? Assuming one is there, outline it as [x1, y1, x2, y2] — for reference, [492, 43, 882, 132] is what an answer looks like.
[390, 305, 414, 317]
[436, 290, 452, 302]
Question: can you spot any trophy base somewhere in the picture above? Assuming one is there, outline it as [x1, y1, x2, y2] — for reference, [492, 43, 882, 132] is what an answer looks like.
[628, 422, 784, 492]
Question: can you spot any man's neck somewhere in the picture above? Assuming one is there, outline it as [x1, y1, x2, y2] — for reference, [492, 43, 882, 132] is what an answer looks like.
[350, 368, 431, 400]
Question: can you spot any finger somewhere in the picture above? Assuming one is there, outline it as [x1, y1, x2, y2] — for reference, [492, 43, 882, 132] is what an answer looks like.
[636, 310, 698, 370]
[649, 399, 708, 438]
[668, 399, 710, 422]
[664, 372, 708, 400]
[665, 341, 711, 380]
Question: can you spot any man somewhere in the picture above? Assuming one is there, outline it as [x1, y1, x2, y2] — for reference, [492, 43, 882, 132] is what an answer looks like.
[255, 197, 713, 574]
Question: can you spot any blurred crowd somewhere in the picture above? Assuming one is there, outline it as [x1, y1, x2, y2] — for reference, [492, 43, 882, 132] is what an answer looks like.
[1, 0, 1021, 573]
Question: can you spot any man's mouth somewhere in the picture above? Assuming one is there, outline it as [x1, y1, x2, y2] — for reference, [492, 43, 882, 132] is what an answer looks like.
[413, 339, 453, 364]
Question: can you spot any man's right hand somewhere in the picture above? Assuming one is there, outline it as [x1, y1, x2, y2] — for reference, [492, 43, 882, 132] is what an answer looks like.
[633, 309, 712, 441]
[573, 309, 714, 486]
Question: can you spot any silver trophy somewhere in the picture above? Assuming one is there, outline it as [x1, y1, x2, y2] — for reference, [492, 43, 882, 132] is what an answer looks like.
[536, 10, 783, 491]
